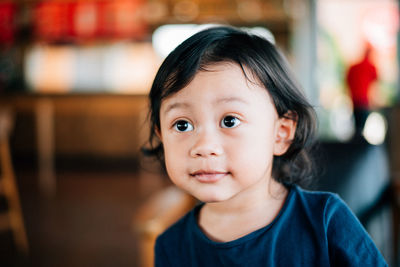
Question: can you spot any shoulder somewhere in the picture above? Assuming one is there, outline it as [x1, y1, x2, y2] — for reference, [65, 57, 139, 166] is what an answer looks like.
[155, 204, 201, 254]
[156, 205, 196, 245]
[290, 184, 342, 213]
[276, 185, 345, 239]
[290, 185, 366, 230]
[290, 185, 387, 266]
[155, 206, 199, 266]
[285, 185, 350, 231]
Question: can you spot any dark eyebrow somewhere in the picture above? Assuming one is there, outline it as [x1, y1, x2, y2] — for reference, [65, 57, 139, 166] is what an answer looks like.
[163, 102, 190, 115]
[215, 96, 249, 105]
[163, 97, 248, 115]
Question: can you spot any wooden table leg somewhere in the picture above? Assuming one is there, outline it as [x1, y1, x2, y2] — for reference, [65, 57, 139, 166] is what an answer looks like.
[35, 98, 56, 197]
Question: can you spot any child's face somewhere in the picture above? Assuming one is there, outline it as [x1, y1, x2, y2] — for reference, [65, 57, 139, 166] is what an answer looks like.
[158, 63, 295, 203]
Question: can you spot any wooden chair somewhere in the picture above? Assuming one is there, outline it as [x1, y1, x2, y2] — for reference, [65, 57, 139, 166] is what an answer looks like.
[0, 109, 29, 254]
[133, 186, 197, 267]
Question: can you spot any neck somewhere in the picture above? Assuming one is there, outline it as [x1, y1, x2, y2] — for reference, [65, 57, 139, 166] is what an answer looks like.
[207, 178, 286, 214]
[198, 179, 288, 242]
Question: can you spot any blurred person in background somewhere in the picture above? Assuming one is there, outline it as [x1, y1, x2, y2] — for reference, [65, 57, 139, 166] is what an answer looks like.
[346, 43, 378, 138]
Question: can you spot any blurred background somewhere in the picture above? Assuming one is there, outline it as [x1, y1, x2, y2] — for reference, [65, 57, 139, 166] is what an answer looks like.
[0, 0, 399, 266]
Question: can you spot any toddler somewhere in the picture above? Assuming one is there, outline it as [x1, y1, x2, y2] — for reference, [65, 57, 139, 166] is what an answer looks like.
[144, 26, 387, 266]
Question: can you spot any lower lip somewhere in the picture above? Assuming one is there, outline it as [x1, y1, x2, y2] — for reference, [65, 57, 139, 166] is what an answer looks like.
[191, 173, 228, 183]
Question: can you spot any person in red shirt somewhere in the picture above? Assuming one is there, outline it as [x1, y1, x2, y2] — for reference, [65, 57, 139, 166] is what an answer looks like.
[346, 44, 378, 136]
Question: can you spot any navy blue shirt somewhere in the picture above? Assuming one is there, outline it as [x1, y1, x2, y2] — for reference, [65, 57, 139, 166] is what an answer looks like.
[155, 185, 387, 266]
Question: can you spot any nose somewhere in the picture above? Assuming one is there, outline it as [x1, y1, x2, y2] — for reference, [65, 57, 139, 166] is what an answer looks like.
[189, 129, 223, 158]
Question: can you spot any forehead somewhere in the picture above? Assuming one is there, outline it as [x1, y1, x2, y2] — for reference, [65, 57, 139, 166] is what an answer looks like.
[176, 63, 262, 94]
[200, 62, 261, 87]
[160, 62, 274, 112]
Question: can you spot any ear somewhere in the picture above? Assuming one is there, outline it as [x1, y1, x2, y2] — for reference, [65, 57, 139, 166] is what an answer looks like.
[273, 112, 297, 156]
[155, 126, 162, 142]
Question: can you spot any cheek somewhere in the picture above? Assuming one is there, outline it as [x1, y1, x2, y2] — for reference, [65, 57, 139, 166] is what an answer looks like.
[231, 142, 273, 166]
[163, 141, 177, 167]
[163, 139, 187, 181]
[229, 125, 275, 167]
[164, 152, 181, 185]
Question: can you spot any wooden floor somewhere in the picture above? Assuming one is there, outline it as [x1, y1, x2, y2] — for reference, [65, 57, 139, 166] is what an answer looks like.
[1, 167, 170, 267]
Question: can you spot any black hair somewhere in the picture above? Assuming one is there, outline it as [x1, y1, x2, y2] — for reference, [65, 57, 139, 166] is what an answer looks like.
[143, 25, 317, 187]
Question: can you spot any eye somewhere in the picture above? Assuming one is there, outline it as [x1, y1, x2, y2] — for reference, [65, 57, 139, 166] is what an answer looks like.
[173, 120, 194, 132]
[221, 115, 241, 128]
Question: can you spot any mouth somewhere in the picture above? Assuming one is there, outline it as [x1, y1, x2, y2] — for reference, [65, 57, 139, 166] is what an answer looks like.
[190, 170, 229, 183]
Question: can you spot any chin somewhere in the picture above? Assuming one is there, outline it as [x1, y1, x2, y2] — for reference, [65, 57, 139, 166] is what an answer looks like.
[194, 191, 232, 203]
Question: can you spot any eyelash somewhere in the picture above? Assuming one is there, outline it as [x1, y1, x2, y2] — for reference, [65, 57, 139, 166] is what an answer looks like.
[173, 120, 194, 132]
[172, 115, 241, 132]
[220, 115, 241, 128]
